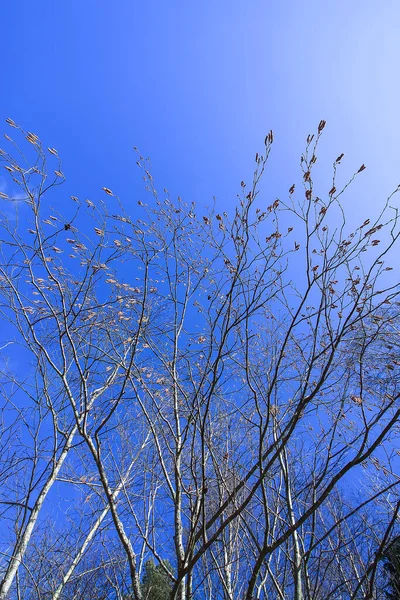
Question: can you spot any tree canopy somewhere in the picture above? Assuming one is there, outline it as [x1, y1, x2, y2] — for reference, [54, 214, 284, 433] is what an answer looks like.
[0, 121, 399, 599]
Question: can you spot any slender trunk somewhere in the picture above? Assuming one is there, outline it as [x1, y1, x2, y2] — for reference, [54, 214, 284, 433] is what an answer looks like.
[52, 454, 139, 600]
[0, 426, 77, 600]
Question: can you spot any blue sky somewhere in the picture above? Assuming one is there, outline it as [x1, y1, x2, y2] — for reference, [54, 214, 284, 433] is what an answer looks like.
[0, 2, 399, 588]
[1, 0, 399, 222]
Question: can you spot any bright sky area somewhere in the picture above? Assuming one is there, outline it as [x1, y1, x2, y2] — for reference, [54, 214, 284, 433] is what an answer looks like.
[1, 0, 399, 228]
[0, 0, 399, 552]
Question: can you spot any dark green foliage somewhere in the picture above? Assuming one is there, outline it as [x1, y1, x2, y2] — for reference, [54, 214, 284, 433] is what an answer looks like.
[383, 538, 400, 600]
[141, 560, 173, 600]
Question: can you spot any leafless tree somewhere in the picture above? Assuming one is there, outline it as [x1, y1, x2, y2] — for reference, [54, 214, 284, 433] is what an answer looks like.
[0, 119, 400, 599]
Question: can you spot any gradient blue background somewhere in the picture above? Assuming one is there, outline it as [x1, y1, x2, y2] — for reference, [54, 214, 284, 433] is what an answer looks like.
[1, 0, 399, 220]
[0, 0, 399, 576]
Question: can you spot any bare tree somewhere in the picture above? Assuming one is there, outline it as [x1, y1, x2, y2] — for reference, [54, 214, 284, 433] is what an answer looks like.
[0, 120, 399, 599]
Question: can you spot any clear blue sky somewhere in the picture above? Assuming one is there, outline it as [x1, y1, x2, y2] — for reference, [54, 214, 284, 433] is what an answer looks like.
[0, 0, 399, 575]
[1, 0, 399, 220]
